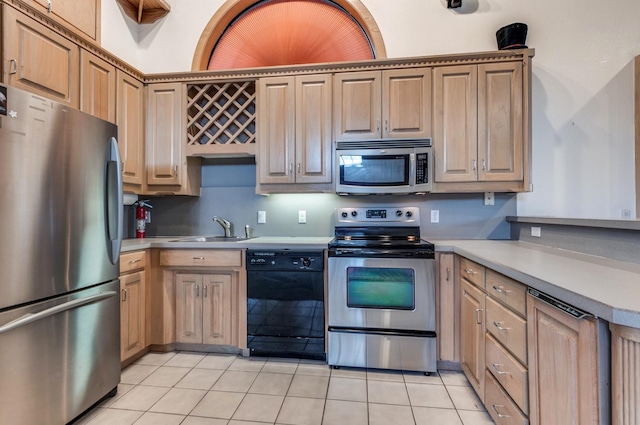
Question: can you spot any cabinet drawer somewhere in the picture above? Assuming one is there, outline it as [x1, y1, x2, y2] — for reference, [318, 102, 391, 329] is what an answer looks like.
[120, 250, 146, 274]
[486, 333, 528, 415]
[486, 296, 527, 364]
[487, 270, 527, 317]
[485, 370, 528, 425]
[459, 257, 485, 289]
[160, 249, 243, 268]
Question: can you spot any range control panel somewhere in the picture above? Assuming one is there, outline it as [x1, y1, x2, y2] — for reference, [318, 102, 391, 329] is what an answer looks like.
[334, 207, 420, 226]
[246, 250, 324, 271]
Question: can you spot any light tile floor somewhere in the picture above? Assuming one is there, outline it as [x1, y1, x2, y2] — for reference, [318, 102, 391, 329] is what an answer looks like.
[75, 351, 494, 425]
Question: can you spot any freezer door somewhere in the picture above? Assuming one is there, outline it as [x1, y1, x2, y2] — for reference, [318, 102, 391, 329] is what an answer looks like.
[0, 280, 120, 425]
[0, 85, 122, 309]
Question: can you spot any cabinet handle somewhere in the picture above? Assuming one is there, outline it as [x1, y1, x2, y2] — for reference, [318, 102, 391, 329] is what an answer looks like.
[473, 159, 477, 171]
[376, 119, 380, 133]
[203, 285, 207, 298]
[289, 163, 293, 174]
[493, 321, 509, 331]
[192, 256, 205, 260]
[491, 363, 510, 375]
[47, 0, 52, 13]
[173, 165, 178, 175]
[482, 159, 486, 171]
[9, 59, 17, 75]
[464, 268, 474, 275]
[446, 267, 450, 282]
[121, 288, 127, 302]
[129, 259, 140, 264]
[492, 285, 509, 294]
[491, 404, 510, 418]
[196, 285, 200, 297]
[297, 163, 301, 174]
[384, 119, 388, 132]
[475, 308, 482, 324]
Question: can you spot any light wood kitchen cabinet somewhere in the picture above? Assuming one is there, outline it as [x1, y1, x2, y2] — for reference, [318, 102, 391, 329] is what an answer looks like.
[433, 61, 526, 192]
[155, 249, 246, 350]
[117, 70, 146, 191]
[257, 74, 332, 191]
[333, 68, 431, 141]
[20, 0, 99, 42]
[175, 272, 235, 345]
[146, 82, 201, 195]
[80, 50, 116, 123]
[527, 291, 602, 425]
[2, 5, 79, 107]
[610, 323, 640, 425]
[437, 253, 459, 365]
[460, 272, 486, 400]
[119, 250, 148, 363]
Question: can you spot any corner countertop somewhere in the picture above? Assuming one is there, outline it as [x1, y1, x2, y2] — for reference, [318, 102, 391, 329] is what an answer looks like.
[435, 239, 640, 328]
[121, 237, 640, 328]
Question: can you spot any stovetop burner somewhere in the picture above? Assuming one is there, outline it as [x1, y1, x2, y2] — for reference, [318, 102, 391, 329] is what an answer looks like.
[329, 207, 435, 256]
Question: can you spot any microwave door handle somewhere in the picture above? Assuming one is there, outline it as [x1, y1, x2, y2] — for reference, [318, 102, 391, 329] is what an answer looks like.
[409, 153, 416, 185]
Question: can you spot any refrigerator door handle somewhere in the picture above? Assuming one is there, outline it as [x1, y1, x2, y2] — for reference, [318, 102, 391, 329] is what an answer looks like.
[106, 137, 124, 264]
[0, 291, 118, 335]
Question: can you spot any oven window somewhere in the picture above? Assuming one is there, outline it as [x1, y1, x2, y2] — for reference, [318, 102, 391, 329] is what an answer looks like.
[339, 154, 409, 186]
[346, 267, 415, 310]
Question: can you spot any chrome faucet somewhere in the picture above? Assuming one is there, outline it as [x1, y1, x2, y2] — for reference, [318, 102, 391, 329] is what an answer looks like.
[212, 216, 232, 237]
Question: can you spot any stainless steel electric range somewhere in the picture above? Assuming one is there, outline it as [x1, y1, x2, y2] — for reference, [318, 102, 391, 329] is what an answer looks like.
[327, 206, 436, 373]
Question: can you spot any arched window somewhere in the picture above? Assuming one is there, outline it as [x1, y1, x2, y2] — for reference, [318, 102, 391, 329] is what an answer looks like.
[192, 0, 385, 70]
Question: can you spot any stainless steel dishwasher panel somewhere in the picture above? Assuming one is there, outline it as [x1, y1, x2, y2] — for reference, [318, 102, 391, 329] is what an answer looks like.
[0, 280, 121, 425]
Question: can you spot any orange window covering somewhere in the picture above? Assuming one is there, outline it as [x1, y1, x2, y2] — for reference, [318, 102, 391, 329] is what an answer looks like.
[208, 0, 374, 70]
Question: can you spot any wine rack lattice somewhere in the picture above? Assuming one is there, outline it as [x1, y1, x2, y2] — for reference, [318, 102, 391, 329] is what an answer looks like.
[186, 81, 256, 148]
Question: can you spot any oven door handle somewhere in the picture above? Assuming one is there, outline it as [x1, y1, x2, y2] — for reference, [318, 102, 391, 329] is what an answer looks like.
[328, 326, 436, 338]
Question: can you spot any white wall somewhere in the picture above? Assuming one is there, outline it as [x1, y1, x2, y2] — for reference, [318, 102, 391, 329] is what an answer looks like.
[102, 0, 640, 219]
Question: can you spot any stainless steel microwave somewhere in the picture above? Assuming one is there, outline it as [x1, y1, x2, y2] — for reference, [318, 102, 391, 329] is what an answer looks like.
[335, 139, 432, 195]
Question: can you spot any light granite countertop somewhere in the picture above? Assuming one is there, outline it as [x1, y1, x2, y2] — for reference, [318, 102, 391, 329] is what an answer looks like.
[121, 237, 640, 328]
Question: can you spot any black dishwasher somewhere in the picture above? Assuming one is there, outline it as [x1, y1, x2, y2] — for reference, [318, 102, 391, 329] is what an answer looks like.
[246, 249, 325, 360]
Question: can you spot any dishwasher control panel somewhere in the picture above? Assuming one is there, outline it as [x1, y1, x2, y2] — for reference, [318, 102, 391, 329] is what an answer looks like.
[246, 250, 324, 271]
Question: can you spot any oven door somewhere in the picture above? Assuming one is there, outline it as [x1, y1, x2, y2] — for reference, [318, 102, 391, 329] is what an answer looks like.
[328, 256, 435, 332]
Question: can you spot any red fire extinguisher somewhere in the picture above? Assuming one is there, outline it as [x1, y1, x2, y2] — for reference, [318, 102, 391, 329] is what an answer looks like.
[134, 200, 153, 238]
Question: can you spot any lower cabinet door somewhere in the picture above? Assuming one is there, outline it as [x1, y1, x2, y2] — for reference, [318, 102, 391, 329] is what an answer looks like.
[202, 273, 234, 345]
[175, 273, 203, 344]
[121, 271, 146, 361]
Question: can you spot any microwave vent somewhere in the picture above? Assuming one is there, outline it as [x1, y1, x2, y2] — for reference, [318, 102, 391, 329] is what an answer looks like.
[336, 139, 431, 150]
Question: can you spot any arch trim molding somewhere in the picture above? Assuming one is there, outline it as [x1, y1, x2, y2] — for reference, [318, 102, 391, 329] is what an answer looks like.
[191, 0, 386, 71]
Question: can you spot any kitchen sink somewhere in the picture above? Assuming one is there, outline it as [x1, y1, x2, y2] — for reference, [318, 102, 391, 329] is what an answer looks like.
[170, 236, 252, 242]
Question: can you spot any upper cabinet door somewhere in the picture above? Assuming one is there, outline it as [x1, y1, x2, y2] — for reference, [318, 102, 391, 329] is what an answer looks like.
[3, 6, 79, 108]
[146, 83, 184, 186]
[477, 62, 523, 182]
[257, 76, 296, 184]
[382, 68, 432, 139]
[433, 65, 478, 183]
[117, 70, 145, 188]
[333, 71, 382, 141]
[295, 74, 332, 184]
[80, 50, 116, 123]
[28, 0, 99, 41]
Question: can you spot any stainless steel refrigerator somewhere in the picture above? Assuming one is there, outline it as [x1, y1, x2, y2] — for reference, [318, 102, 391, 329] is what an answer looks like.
[0, 85, 123, 424]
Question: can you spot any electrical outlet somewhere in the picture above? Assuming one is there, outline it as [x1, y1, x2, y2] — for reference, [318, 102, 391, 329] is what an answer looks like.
[257, 211, 266, 224]
[145, 211, 151, 224]
[431, 210, 439, 223]
[298, 210, 307, 223]
[531, 226, 541, 237]
[484, 192, 495, 206]
[621, 209, 632, 219]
